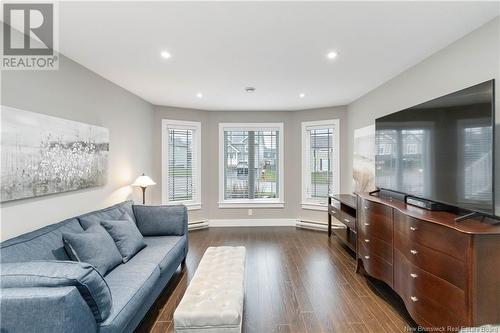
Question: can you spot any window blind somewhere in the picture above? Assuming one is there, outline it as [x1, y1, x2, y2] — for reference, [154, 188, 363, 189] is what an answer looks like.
[305, 127, 334, 202]
[168, 128, 196, 202]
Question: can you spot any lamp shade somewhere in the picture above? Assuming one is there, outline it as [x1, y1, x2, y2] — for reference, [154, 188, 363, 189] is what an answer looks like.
[132, 174, 156, 187]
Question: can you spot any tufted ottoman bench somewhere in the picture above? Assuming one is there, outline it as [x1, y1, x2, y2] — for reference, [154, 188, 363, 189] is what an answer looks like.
[174, 246, 246, 333]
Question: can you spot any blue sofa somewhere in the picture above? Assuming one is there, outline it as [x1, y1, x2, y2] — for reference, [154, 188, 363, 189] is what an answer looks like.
[0, 201, 188, 333]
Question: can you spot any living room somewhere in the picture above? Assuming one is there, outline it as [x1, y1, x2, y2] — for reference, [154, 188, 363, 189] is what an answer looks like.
[1, 1, 499, 333]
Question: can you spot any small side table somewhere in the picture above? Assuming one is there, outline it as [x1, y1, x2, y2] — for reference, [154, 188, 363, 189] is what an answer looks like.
[328, 194, 357, 252]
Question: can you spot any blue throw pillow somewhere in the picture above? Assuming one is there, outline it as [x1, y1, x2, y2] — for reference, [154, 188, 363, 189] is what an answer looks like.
[0, 261, 112, 323]
[63, 225, 122, 276]
[101, 213, 147, 263]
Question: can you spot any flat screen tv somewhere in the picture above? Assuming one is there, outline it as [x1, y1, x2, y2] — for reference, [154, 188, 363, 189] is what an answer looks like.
[375, 80, 495, 216]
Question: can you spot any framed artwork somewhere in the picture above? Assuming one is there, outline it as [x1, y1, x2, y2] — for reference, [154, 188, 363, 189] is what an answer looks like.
[1, 106, 109, 202]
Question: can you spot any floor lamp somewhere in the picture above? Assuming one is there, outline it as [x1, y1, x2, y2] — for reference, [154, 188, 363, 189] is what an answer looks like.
[132, 173, 156, 204]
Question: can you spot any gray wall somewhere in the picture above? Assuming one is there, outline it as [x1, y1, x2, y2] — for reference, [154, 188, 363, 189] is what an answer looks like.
[346, 17, 500, 213]
[1, 54, 154, 241]
[152, 106, 348, 223]
[3, 17, 497, 240]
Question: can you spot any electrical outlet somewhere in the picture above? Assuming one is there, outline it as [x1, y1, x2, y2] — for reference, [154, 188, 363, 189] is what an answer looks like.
[248, 209, 253, 216]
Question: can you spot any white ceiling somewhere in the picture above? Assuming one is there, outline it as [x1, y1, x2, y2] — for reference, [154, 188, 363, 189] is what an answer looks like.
[56, 1, 499, 111]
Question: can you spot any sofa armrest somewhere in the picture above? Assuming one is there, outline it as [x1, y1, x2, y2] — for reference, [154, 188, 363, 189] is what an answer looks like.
[133, 204, 188, 236]
[0, 261, 112, 323]
[0, 287, 97, 333]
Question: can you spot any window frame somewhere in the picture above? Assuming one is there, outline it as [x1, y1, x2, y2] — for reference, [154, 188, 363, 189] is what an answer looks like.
[162, 119, 202, 210]
[218, 122, 285, 208]
[301, 119, 340, 211]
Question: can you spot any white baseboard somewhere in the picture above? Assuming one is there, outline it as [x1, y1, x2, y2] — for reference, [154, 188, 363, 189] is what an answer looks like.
[209, 218, 296, 227]
[188, 220, 209, 230]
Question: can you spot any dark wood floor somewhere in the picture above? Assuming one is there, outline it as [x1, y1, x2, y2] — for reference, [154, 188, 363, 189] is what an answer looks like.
[136, 227, 415, 333]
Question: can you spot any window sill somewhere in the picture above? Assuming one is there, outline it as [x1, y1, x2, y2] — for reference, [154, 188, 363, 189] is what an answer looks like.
[218, 201, 285, 209]
[164, 202, 202, 211]
[301, 202, 328, 211]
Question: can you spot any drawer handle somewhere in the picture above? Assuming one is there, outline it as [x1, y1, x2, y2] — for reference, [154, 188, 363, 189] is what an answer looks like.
[410, 226, 418, 231]
[364, 255, 370, 260]
[410, 249, 418, 255]
[410, 273, 418, 279]
[364, 223, 370, 226]
[410, 296, 418, 302]
[343, 218, 350, 223]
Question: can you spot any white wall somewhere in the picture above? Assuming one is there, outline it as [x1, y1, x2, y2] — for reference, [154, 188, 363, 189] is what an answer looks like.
[151, 106, 348, 223]
[346, 17, 500, 213]
[1, 53, 154, 241]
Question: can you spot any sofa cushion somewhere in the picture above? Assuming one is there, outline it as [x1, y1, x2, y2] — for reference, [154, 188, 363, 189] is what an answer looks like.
[101, 213, 147, 263]
[134, 236, 186, 272]
[63, 225, 122, 276]
[133, 205, 187, 236]
[100, 261, 159, 330]
[0, 218, 83, 263]
[0, 261, 112, 323]
[78, 201, 135, 230]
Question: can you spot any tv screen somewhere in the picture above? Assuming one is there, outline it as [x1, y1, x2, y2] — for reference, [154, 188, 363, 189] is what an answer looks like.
[375, 80, 495, 215]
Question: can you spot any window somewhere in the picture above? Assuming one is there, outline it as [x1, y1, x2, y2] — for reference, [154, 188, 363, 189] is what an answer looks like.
[162, 119, 201, 210]
[219, 123, 284, 208]
[302, 120, 339, 210]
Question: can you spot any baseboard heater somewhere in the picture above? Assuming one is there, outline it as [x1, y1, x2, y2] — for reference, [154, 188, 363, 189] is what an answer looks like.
[296, 219, 343, 232]
[188, 220, 209, 230]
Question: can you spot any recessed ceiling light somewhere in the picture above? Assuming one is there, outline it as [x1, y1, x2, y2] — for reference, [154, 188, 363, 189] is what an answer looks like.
[161, 51, 171, 59]
[326, 51, 338, 60]
[299, 93, 305, 98]
[196, 92, 203, 99]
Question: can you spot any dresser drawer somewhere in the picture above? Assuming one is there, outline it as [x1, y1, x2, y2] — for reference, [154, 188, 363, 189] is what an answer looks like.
[340, 211, 356, 230]
[394, 250, 467, 326]
[395, 232, 466, 290]
[358, 199, 393, 242]
[358, 231, 393, 264]
[394, 211, 469, 261]
[329, 205, 342, 221]
[358, 242, 393, 287]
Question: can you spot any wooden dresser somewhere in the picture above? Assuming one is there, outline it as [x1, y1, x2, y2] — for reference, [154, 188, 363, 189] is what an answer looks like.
[356, 192, 500, 329]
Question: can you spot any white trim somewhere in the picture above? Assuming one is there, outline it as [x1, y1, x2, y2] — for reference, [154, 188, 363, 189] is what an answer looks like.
[301, 119, 340, 207]
[162, 119, 202, 209]
[218, 122, 285, 208]
[164, 202, 202, 211]
[209, 218, 296, 227]
[301, 202, 328, 211]
[218, 201, 284, 209]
